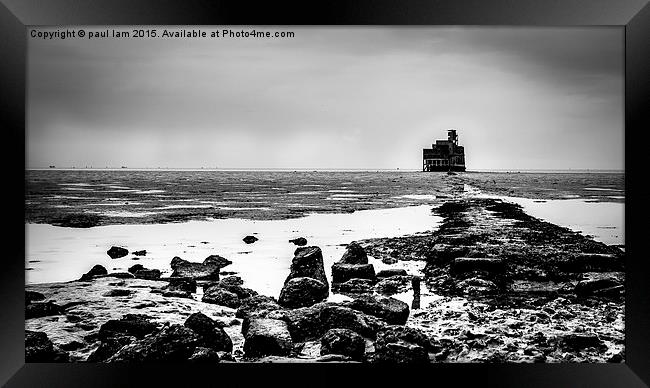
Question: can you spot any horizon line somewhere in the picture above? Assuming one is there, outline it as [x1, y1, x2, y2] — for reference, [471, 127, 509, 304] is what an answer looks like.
[26, 167, 625, 173]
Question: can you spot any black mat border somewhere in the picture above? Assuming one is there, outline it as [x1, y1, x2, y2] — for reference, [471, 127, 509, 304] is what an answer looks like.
[1, 0, 648, 386]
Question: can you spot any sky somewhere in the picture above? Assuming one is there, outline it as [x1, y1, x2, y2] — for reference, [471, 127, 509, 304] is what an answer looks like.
[27, 27, 624, 170]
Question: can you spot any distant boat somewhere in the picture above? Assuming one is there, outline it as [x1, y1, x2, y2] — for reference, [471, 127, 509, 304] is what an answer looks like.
[49, 165, 55, 168]
[121, 166, 127, 169]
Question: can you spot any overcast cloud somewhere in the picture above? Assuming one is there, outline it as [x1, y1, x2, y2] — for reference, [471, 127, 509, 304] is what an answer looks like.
[27, 27, 623, 170]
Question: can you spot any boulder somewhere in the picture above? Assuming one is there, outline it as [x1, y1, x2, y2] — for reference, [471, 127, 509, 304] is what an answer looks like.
[289, 237, 308, 246]
[202, 286, 240, 309]
[132, 250, 147, 256]
[134, 269, 162, 280]
[285, 246, 329, 288]
[339, 242, 368, 264]
[235, 295, 283, 320]
[26, 301, 63, 319]
[279, 277, 328, 308]
[98, 314, 159, 340]
[243, 235, 258, 244]
[332, 278, 375, 294]
[319, 305, 385, 339]
[451, 257, 505, 275]
[107, 246, 129, 259]
[25, 330, 69, 362]
[87, 334, 134, 362]
[215, 279, 258, 300]
[348, 295, 410, 325]
[204, 254, 232, 268]
[320, 328, 365, 361]
[376, 269, 408, 278]
[575, 272, 624, 296]
[374, 326, 431, 363]
[184, 312, 233, 352]
[107, 324, 199, 362]
[331, 263, 375, 283]
[26, 291, 45, 304]
[128, 264, 145, 274]
[242, 318, 292, 358]
[166, 277, 197, 293]
[170, 256, 220, 281]
[79, 265, 108, 281]
[188, 347, 220, 363]
[219, 276, 243, 287]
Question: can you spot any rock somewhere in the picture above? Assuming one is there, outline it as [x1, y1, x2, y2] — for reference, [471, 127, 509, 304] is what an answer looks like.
[128, 264, 145, 274]
[134, 269, 162, 280]
[59, 340, 84, 352]
[320, 328, 365, 361]
[376, 269, 408, 278]
[242, 318, 292, 358]
[107, 246, 129, 259]
[98, 314, 159, 340]
[79, 265, 108, 281]
[170, 256, 220, 281]
[204, 254, 232, 268]
[26, 291, 46, 304]
[188, 347, 220, 362]
[375, 276, 412, 295]
[103, 289, 133, 297]
[319, 305, 384, 339]
[243, 235, 258, 244]
[279, 277, 328, 308]
[559, 334, 606, 351]
[202, 286, 241, 308]
[339, 242, 368, 264]
[132, 250, 147, 256]
[281, 305, 324, 341]
[107, 324, 199, 362]
[285, 246, 329, 288]
[166, 277, 197, 293]
[382, 257, 398, 265]
[87, 335, 134, 362]
[451, 257, 505, 275]
[575, 272, 624, 296]
[374, 326, 430, 363]
[332, 278, 375, 293]
[289, 237, 308, 246]
[456, 277, 499, 295]
[236, 295, 283, 320]
[105, 272, 135, 279]
[26, 301, 63, 319]
[219, 276, 243, 287]
[184, 312, 233, 352]
[331, 263, 376, 283]
[25, 330, 69, 362]
[348, 295, 410, 325]
[215, 279, 258, 300]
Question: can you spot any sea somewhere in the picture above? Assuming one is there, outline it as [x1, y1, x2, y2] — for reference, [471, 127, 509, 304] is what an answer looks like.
[25, 169, 625, 301]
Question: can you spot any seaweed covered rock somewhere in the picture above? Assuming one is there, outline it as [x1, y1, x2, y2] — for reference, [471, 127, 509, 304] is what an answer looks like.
[235, 295, 283, 320]
[332, 278, 375, 294]
[87, 335, 134, 362]
[242, 318, 292, 358]
[133, 269, 162, 280]
[25, 330, 69, 362]
[202, 286, 241, 309]
[107, 246, 129, 259]
[79, 265, 108, 281]
[285, 246, 329, 288]
[204, 254, 233, 268]
[184, 312, 233, 352]
[331, 263, 375, 283]
[278, 277, 328, 309]
[107, 324, 199, 362]
[348, 295, 410, 325]
[320, 328, 365, 361]
[339, 242, 368, 264]
[170, 256, 220, 281]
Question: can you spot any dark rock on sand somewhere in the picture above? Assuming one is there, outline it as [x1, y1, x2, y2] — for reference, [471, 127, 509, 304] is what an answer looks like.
[376, 269, 408, 278]
[348, 295, 410, 325]
[374, 326, 430, 363]
[184, 312, 233, 352]
[26, 301, 63, 319]
[132, 250, 147, 256]
[170, 256, 220, 281]
[107, 246, 129, 259]
[189, 347, 220, 362]
[331, 263, 376, 283]
[26, 291, 45, 304]
[279, 277, 328, 308]
[242, 318, 292, 357]
[98, 314, 159, 340]
[79, 264, 108, 281]
[134, 269, 162, 280]
[166, 277, 197, 293]
[202, 286, 240, 309]
[285, 246, 329, 288]
[320, 328, 365, 361]
[25, 330, 69, 362]
[289, 237, 308, 246]
[128, 264, 145, 274]
[107, 324, 199, 362]
[236, 295, 283, 320]
[204, 254, 233, 268]
[339, 242, 368, 264]
[243, 235, 259, 244]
